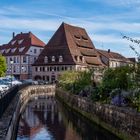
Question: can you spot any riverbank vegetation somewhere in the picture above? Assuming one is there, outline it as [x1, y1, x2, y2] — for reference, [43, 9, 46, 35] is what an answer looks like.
[58, 64, 140, 112]
[0, 55, 6, 77]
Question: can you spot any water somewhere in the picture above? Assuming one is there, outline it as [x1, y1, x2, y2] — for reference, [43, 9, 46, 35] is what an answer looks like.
[16, 96, 121, 140]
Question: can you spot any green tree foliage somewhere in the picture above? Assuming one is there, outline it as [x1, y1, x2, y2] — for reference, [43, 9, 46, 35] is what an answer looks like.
[123, 36, 140, 87]
[93, 66, 134, 102]
[58, 70, 92, 94]
[0, 54, 6, 77]
[102, 66, 133, 90]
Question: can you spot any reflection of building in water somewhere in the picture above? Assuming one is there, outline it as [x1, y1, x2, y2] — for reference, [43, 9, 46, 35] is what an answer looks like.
[17, 97, 66, 140]
[17, 97, 120, 140]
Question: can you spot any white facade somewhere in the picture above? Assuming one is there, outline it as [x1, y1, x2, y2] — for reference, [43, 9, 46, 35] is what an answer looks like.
[6, 46, 44, 80]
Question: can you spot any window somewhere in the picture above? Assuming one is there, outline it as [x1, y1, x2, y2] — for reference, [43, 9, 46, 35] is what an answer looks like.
[61, 66, 64, 71]
[11, 40, 16, 45]
[65, 66, 67, 70]
[77, 56, 80, 62]
[6, 49, 10, 53]
[23, 56, 27, 63]
[74, 56, 78, 61]
[18, 39, 24, 44]
[1, 49, 5, 53]
[57, 67, 59, 71]
[37, 67, 40, 72]
[59, 55, 63, 62]
[14, 57, 16, 63]
[74, 35, 80, 40]
[19, 47, 25, 52]
[45, 67, 48, 72]
[82, 35, 88, 41]
[42, 67, 45, 72]
[46, 76, 49, 81]
[54, 67, 56, 71]
[50, 67, 52, 71]
[44, 56, 48, 63]
[52, 56, 55, 62]
[34, 57, 37, 62]
[23, 66, 27, 72]
[13, 66, 16, 73]
[34, 49, 37, 54]
[47, 67, 50, 71]
[17, 57, 19, 63]
[40, 67, 42, 72]
[43, 76, 45, 80]
[82, 57, 85, 63]
[35, 67, 37, 72]
[11, 48, 16, 53]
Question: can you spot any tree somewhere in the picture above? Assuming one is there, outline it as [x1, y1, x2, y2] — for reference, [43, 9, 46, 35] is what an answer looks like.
[58, 70, 92, 94]
[101, 66, 133, 90]
[0, 54, 7, 77]
[123, 36, 140, 87]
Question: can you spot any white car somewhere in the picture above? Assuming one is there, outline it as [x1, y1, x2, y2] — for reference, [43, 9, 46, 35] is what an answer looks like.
[0, 86, 4, 93]
[0, 84, 9, 92]
[12, 80, 22, 85]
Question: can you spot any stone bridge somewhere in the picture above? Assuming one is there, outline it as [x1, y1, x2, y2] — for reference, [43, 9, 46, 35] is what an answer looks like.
[0, 84, 55, 140]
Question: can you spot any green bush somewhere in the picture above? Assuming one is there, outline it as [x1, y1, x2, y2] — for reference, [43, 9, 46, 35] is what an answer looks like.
[0, 55, 7, 77]
[58, 70, 92, 94]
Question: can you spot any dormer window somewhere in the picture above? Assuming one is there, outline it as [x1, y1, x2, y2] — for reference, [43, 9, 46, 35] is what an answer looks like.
[44, 56, 48, 63]
[82, 35, 88, 41]
[82, 57, 85, 63]
[19, 47, 25, 52]
[75, 56, 80, 62]
[6, 49, 10, 53]
[1, 49, 5, 53]
[59, 55, 63, 62]
[74, 35, 81, 40]
[74, 56, 78, 61]
[52, 56, 55, 62]
[11, 48, 16, 53]
[11, 40, 16, 45]
[18, 39, 24, 44]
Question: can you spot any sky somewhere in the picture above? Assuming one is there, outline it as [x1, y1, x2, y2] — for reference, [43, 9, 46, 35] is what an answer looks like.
[0, 0, 140, 57]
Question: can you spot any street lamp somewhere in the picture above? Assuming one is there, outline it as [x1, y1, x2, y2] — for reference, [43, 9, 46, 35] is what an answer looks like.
[10, 59, 14, 87]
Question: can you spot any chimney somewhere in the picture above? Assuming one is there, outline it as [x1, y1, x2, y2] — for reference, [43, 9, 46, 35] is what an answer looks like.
[108, 49, 110, 53]
[29, 31, 31, 38]
[13, 32, 15, 38]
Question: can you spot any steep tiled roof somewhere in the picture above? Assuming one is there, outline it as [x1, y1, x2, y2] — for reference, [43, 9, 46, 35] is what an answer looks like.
[0, 32, 45, 56]
[127, 58, 136, 63]
[97, 49, 129, 62]
[34, 22, 103, 67]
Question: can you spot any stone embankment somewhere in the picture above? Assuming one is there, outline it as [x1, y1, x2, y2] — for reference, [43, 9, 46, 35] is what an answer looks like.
[56, 88, 140, 140]
[0, 85, 55, 140]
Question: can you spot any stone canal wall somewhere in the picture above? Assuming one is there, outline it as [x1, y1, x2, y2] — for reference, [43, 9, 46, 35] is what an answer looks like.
[56, 88, 140, 140]
[0, 85, 55, 140]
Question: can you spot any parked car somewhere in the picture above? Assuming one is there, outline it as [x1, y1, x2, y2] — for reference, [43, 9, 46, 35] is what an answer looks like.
[22, 79, 38, 85]
[0, 84, 9, 92]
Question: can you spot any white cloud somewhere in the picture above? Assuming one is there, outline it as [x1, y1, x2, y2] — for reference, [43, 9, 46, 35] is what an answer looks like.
[0, 17, 60, 31]
[89, 34, 126, 44]
[88, 0, 140, 7]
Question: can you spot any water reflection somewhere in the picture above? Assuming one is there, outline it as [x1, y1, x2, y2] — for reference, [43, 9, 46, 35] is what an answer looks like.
[16, 96, 121, 140]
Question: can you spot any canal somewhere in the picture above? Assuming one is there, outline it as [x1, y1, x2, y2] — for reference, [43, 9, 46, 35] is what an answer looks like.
[16, 96, 121, 140]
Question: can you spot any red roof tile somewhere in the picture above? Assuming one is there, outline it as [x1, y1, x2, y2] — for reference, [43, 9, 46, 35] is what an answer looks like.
[34, 22, 103, 67]
[0, 32, 45, 56]
[97, 49, 130, 62]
